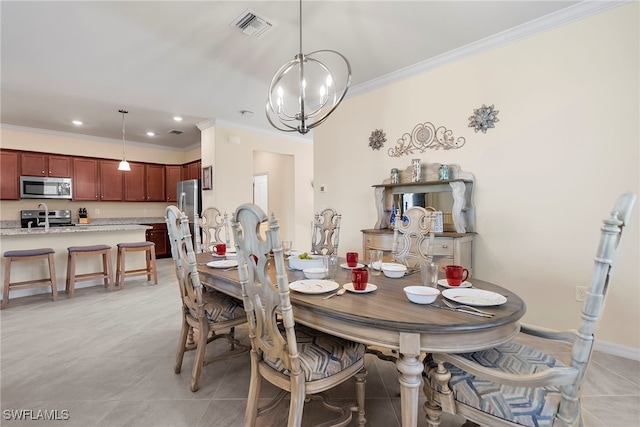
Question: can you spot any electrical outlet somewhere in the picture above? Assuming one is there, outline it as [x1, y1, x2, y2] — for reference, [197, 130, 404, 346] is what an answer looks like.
[320, 185, 327, 193]
[575, 286, 588, 302]
[94, 208, 100, 215]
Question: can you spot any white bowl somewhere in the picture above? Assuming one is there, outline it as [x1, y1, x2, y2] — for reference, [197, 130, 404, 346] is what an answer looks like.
[303, 267, 327, 279]
[404, 286, 440, 304]
[288, 254, 324, 270]
[381, 262, 407, 278]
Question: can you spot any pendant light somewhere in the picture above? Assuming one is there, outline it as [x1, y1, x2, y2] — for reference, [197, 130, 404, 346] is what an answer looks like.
[265, 0, 351, 135]
[117, 109, 131, 171]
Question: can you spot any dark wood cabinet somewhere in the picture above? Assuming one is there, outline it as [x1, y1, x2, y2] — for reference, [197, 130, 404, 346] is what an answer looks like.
[146, 164, 165, 202]
[99, 160, 124, 201]
[123, 162, 145, 202]
[1, 150, 20, 200]
[165, 165, 182, 202]
[182, 160, 201, 181]
[145, 223, 170, 258]
[21, 153, 71, 177]
[73, 158, 100, 201]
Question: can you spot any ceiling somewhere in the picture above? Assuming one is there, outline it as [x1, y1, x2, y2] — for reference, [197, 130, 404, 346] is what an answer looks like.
[1, 1, 618, 150]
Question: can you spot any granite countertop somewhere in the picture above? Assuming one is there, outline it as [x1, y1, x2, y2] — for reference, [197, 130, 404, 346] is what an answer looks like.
[0, 217, 164, 236]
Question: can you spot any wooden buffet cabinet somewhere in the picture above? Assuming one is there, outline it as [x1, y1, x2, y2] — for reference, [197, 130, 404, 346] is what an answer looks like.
[362, 163, 476, 276]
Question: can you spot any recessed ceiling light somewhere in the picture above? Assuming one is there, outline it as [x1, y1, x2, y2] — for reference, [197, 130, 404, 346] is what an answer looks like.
[146, 131, 155, 137]
[72, 120, 83, 125]
[173, 116, 183, 122]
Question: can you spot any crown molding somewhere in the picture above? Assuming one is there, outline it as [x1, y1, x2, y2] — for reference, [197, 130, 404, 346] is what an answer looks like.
[349, 0, 629, 98]
[203, 118, 313, 144]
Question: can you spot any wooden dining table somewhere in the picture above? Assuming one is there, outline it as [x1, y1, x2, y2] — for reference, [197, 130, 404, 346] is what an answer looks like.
[197, 255, 526, 427]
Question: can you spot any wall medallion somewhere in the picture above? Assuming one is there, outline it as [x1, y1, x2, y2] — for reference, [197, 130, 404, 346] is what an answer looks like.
[387, 122, 466, 157]
[468, 104, 499, 133]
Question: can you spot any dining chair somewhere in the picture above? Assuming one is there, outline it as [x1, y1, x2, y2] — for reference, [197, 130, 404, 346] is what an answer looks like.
[231, 203, 367, 426]
[199, 206, 230, 252]
[391, 206, 436, 269]
[165, 205, 248, 393]
[423, 192, 636, 427]
[311, 208, 342, 255]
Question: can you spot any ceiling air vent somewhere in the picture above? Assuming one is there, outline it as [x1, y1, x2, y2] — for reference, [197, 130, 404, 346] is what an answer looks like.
[231, 9, 273, 38]
[168, 129, 183, 135]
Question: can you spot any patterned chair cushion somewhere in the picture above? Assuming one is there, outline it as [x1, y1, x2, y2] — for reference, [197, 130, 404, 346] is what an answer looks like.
[264, 324, 366, 382]
[425, 341, 565, 427]
[189, 290, 246, 323]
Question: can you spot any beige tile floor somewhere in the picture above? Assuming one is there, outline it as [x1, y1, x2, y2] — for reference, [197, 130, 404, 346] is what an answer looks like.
[1, 258, 639, 427]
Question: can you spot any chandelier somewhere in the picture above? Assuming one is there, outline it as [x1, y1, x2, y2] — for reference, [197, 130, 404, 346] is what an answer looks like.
[265, 0, 351, 135]
[117, 109, 131, 171]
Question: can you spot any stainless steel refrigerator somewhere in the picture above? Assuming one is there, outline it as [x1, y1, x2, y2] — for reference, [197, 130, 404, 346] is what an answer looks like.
[177, 179, 202, 251]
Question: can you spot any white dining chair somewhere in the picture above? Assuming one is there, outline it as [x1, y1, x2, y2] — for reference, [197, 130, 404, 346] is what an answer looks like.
[391, 206, 436, 268]
[199, 206, 230, 252]
[311, 208, 342, 255]
[231, 203, 367, 426]
[423, 192, 636, 427]
[165, 205, 247, 392]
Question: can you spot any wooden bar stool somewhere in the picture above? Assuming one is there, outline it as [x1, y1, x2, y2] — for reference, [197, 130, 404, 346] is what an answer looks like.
[115, 242, 158, 289]
[66, 245, 114, 297]
[2, 248, 58, 309]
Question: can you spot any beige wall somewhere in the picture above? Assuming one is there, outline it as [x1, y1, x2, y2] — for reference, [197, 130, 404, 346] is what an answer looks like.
[200, 124, 314, 250]
[314, 4, 639, 352]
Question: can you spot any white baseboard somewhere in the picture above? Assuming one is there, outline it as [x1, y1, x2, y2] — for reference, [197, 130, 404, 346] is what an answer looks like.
[594, 340, 640, 361]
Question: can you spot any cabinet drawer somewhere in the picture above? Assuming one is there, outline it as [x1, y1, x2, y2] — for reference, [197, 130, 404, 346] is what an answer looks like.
[364, 233, 394, 250]
[430, 238, 454, 256]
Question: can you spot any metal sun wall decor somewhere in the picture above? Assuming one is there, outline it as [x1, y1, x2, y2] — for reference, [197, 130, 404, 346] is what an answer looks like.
[369, 129, 386, 150]
[468, 104, 499, 133]
[387, 121, 466, 157]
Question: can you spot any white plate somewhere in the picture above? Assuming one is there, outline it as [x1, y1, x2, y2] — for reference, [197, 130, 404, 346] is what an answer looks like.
[343, 283, 378, 293]
[211, 253, 226, 258]
[438, 279, 472, 289]
[289, 279, 339, 294]
[442, 288, 507, 306]
[206, 260, 239, 269]
[340, 263, 365, 269]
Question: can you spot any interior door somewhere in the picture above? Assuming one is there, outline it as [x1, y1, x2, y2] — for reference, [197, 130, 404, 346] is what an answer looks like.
[253, 173, 268, 214]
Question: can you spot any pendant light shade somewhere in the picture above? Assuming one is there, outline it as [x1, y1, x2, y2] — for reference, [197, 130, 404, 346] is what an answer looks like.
[117, 109, 131, 171]
[266, 0, 351, 135]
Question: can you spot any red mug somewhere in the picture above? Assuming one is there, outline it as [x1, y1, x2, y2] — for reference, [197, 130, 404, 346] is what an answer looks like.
[445, 265, 469, 287]
[214, 244, 226, 256]
[346, 252, 359, 268]
[351, 267, 369, 291]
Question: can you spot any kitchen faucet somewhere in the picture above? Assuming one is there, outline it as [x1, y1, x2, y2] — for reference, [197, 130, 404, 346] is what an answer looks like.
[37, 202, 50, 231]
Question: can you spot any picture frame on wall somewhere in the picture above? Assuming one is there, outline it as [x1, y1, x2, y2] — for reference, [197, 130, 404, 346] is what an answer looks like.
[202, 165, 212, 190]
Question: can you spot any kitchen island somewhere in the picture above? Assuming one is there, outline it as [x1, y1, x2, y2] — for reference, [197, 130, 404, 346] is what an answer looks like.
[0, 223, 152, 303]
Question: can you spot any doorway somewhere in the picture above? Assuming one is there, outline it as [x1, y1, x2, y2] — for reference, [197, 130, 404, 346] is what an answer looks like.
[253, 173, 268, 214]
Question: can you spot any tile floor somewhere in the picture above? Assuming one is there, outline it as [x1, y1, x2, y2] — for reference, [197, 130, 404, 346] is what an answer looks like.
[1, 258, 639, 427]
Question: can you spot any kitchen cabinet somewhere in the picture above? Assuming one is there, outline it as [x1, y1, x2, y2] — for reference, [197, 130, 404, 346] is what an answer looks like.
[165, 165, 182, 202]
[1, 150, 20, 200]
[99, 160, 124, 201]
[145, 223, 170, 258]
[123, 162, 145, 202]
[73, 158, 100, 200]
[21, 152, 72, 177]
[182, 160, 201, 181]
[146, 164, 166, 202]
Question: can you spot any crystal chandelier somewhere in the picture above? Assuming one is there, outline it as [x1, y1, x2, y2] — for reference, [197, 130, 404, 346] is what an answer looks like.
[265, 0, 351, 135]
[117, 109, 131, 171]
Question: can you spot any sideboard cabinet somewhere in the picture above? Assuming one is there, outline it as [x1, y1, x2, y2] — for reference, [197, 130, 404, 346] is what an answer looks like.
[363, 162, 475, 275]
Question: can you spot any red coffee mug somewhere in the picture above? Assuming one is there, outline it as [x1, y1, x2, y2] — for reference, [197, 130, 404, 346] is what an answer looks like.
[445, 265, 469, 287]
[346, 252, 359, 268]
[214, 243, 226, 256]
[351, 268, 369, 291]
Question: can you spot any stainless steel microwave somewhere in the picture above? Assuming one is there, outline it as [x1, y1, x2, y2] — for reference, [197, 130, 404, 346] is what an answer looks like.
[20, 176, 73, 199]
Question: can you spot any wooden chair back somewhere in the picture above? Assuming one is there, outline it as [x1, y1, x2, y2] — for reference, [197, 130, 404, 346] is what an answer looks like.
[199, 207, 230, 251]
[311, 208, 342, 255]
[392, 206, 436, 268]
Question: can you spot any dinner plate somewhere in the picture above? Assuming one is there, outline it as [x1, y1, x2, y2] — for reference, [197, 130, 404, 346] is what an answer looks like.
[211, 253, 226, 258]
[289, 279, 339, 294]
[343, 283, 377, 293]
[437, 279, 472, 289]
[442, 288, 507, 306]
[340, 263, 365, 270]
[206, 260, 238, 269]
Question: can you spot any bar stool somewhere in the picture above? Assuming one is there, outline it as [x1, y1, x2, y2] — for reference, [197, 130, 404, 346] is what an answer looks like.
[66, 245, 114, 297]
[115, 241, 158, 289]
[2, 248, 58, 309]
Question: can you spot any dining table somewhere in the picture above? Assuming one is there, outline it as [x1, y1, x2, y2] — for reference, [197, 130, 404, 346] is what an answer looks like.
[197, 254, 526, 427]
